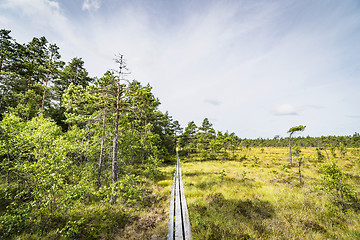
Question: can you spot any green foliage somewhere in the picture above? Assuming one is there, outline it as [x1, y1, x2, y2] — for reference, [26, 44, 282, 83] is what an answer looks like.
[241, 170, 247, 180]
[59, 218, 85, 239]
[144, 155, 162, 179]
[330, 145, 337, 158]
[288, 125, 306, 134]
[0, 28, 178, 239]
[221, 151, 230, 160]
[319, 161, 358, 209]
[56, 204, 128, 239]
[316, 148, 325, 161]
[253, 155, 259, 164]
[0, 114, 83, 236]
[0, 110, 169, 238]
[239, 154, 247, 161]
[339, 143, 347, 158]
[218, 169, 226, 181]
[293, 146, 301, 157]
[117, 174, 143, 205]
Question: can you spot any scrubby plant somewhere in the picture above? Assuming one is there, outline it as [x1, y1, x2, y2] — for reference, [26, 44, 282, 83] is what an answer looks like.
[330, 145, 337, 158]
[319, 161, 358, 211]
[221, 151, 230, 160]
[241, 170, 247, 180]
[339, 143, 347, 158]
[316, 148, 325, 161]
[239, 154, 247, 162]
[253, 155, 259, 164]
[293, 146, 303, 184]
[144, 155, 162, 179]
[218, 169, 226, 181]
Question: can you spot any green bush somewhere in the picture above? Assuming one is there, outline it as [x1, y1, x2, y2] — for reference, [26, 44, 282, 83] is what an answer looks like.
[319, 161, 358, 210]
[316, 148, 325, 161]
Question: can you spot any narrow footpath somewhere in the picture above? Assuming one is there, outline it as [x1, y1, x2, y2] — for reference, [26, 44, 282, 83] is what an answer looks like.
[167, 150, 192, 240]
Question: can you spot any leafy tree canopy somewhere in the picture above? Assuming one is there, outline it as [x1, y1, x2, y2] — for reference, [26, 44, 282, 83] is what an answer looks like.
[288, 125, 306, 135]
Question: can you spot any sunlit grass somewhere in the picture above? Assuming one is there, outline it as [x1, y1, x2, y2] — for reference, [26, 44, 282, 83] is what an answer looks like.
[170, 147, 360, 239]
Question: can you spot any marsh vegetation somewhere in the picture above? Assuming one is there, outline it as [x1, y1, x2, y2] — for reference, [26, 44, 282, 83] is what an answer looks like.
[159, 147, 360, 239]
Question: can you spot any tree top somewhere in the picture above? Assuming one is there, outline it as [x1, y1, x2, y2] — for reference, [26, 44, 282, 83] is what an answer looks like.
[288, 125, 306, 134]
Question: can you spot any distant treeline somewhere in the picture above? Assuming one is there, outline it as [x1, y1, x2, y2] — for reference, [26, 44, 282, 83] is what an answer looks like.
[238, 133, 360, 148]
[177, 118, 360, 160]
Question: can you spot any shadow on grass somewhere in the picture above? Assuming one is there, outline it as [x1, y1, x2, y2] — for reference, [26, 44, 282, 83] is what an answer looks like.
[184, 171, 216, 177]
[189, 193, 275, 239]
[345, 172, 360, 182]
[189, 176, 257, 190]
[206, 193, 275, 220]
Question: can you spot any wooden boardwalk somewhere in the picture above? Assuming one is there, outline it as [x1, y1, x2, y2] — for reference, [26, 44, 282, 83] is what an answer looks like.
[167, 151, 192, 240]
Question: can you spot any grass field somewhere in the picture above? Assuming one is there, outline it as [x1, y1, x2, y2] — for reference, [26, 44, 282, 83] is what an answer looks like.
[158, 147, 360, 239]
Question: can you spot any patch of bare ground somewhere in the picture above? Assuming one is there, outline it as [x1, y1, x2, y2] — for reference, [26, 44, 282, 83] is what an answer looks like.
[116, 207, 168, 240]
[114, 189, 169, 240]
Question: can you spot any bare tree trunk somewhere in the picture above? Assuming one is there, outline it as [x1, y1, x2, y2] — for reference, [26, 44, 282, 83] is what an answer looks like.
[0, 93, 4, 112]
[27, 58, 35, 92]
[339, 178, 345, 211]
[130, 105, 135, 163]
[0, 56, 10, 114]
[41, 51, 54, 112]
[110, 54, 127, 204]
[298, 158, 302, 184]
[324, 148, 330, 161]
[41, 71, 50, 112]
[73, 72, 77, 85]
[5, 132, 11, 185]
[27, 75, 31, 91]
[289, 134, 292, 164]
[0, 56, 3, 73]
[142, 115, 147, 165]
[97, 107, 107, 188]
[110, 85, 120, 204]
[0, 56, 4, 111]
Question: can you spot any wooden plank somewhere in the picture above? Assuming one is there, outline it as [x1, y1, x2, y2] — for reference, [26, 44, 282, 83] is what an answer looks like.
[168, 152, 192, 240]
[178, 155, 192, 240]
[178, 163, 192, 240]
[174, 166, 184, 239]
[167, 170, 176, 240]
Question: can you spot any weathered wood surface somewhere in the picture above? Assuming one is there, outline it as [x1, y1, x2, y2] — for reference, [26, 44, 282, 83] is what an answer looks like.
[167, 166, 176, 240]
[167, 151, 192, 240]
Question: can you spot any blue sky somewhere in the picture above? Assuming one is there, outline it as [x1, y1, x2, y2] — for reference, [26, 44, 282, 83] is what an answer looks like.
[1, 0, 360, 138]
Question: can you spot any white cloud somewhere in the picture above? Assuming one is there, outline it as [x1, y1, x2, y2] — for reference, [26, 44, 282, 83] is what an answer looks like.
[47, 0, 60, 10]
[0, 0, 71, 38]
[0, 0, 88, 65]
[0, 15, 10, 25]
[1, 0, 61, 19]
[204, 99, 221, 106]
[273, 104, 298, 116]
[82, 0, 101, 12]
